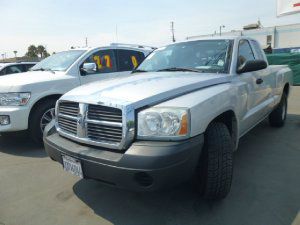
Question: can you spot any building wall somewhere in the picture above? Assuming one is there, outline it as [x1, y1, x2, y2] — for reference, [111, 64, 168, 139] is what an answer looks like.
[187, 23, 300, 49]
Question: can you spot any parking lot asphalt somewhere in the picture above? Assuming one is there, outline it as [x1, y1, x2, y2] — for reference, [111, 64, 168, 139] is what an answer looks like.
[0, 88, 300, 225]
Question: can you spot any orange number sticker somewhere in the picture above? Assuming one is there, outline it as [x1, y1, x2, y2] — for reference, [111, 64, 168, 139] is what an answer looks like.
[104, 55, 112, 68]
[131, 56, 138, 68]
[93, 55, 102, 69]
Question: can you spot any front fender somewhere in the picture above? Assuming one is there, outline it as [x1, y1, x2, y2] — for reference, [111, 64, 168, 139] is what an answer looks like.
[156, 83, 241, 137]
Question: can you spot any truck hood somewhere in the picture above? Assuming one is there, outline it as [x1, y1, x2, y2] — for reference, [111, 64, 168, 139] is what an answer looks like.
[0, 71, 67, 92]
[63, 72, 231, 109]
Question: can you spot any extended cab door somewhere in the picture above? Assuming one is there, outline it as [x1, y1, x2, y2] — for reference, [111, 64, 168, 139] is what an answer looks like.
[79, 49, 118, 85]
[115, 49, 146, 77]
[237, 39, 273, 134]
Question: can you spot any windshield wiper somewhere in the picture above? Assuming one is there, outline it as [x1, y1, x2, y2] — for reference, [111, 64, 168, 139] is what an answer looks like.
[32, 67, 55, 73]
[157, 67, 201, 73]
[131, 69, 149, 74]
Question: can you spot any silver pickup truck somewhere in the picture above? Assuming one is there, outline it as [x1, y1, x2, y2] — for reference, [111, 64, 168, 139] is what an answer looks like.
[44, 37, 293, 200]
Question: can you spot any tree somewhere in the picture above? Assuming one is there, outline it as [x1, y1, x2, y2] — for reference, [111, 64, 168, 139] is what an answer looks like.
[25, 45, 38, 58]
[43, 50, 50, 58]
[37, 45, 46, 58]
[13, 50, 17, 58]
[25, 45, 50, 59]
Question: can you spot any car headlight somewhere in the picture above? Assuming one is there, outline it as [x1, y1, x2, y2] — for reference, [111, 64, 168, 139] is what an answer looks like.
[0, 93, 31, 106]
[137, 107, 189, 140]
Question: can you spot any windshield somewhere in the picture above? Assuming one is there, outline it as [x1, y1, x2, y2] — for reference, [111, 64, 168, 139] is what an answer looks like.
[31, 50, 86, 72]
[137, 40, 233, 73]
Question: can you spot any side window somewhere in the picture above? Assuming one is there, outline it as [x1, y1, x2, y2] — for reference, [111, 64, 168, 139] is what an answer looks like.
[82, 49, 117, 75]
[238, 40, 255, 67]
[5, 65, 23, 74]
[0, 68, 5, 75]
[250, 41, 265, 60]
[116, 50, 145, 72]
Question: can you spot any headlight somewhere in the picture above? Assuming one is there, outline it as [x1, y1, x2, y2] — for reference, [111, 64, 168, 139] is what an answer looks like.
[0, 93, 31, 106]
[138, 107, 189, 140]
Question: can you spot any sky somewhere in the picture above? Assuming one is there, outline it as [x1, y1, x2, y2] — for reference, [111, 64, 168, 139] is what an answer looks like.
[0, 0, 300, 58]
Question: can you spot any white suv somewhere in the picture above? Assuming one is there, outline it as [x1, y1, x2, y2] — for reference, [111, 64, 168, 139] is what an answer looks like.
[0, 62, 36, 76]
[0, 44, 154, 143]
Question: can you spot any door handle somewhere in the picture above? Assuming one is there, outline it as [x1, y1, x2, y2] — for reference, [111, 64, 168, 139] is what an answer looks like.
[256, 78, 264, 85]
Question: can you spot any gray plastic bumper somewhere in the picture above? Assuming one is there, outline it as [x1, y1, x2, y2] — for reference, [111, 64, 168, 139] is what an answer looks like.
[43, 121, 204, 191]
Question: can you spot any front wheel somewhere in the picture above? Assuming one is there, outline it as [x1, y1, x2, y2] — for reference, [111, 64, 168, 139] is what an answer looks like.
[269, 93, 287, 127]
[29, 99, 56, 144]
[197, 122, 234, 200]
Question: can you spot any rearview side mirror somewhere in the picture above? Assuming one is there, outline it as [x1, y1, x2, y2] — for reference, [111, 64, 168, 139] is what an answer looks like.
[81, 63, 97, 75]
[237, 60, 267, 74]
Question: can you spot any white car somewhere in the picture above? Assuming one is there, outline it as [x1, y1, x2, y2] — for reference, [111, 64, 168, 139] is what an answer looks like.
[0, 44, 154, 143]
[0, 62, 36, 76]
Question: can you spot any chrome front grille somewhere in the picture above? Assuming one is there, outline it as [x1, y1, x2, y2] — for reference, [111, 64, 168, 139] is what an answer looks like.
[58, 101, 79, 117]
[56, 100, 126, 150]
[58, 116, 77, 135]
[87, 123, 123, 142]
[88, 105, 122, 123]
[57, 101, 79, 135]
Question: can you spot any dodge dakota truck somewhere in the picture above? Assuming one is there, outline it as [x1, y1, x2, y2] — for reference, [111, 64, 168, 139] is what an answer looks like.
[0, 44, 153, 143]
[44, 37, 293, 200]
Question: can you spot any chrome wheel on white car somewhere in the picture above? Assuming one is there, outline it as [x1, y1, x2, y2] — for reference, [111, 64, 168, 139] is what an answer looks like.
[40, 108, 55, 132]
[29, 99, 58, 144]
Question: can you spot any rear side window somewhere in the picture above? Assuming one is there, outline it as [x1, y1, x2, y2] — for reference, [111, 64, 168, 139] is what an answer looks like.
[83, 49, 117, 75]
[116, 50, 145, 71]
[238, 40, 255, 67]
[5, 65, 24, 74]
[250, 40, 265, 60]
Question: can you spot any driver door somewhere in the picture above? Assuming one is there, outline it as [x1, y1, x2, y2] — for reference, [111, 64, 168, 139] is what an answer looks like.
[237, 39, 271, 134]
[79, 49, 118, 84]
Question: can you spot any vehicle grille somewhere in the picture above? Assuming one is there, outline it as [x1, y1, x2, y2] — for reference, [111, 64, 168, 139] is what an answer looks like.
[57, 101, 79, 135]
[58, 116, 77, 135]
[88, 104, 122, 123]
[58, 101, 79, 117]
[87, 123, 123, 142]
[56, 101, 124, 148]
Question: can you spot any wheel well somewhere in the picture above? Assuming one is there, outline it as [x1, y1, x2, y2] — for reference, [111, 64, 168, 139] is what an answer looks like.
[211, 110, 238, 148]
[283, 83, 290, 96]
[28, 94, 61, 125]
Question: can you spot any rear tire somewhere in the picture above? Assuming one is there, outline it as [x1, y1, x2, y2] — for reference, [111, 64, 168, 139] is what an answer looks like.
[269, 93, 287, 127]
[29, 99, 56, 144]
[197, 122, 234, 200]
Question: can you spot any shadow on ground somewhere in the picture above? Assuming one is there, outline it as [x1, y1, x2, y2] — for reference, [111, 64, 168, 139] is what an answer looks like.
[73, 115, 300, 225]
[0, 132, 46, 158]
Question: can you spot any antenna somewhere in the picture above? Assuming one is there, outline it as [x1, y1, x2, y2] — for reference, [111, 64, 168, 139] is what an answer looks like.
[116, 24, 119, 42]
[85, 37, 88, 47]
[171, 21, 176, 43]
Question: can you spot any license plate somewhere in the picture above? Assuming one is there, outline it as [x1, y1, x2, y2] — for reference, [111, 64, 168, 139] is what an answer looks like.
[62, 155, 83, 178]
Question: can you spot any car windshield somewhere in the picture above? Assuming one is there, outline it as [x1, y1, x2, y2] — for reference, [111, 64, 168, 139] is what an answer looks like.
[31, 50, 86, 72]
[137, 40, 233, 74]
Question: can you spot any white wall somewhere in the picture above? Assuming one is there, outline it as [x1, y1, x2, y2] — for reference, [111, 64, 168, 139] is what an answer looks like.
[187, 23, 300, 49]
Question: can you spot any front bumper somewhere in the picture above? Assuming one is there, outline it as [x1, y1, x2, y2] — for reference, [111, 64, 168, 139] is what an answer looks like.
[44, 121, 204, 191]
[0, 106, 30, 132]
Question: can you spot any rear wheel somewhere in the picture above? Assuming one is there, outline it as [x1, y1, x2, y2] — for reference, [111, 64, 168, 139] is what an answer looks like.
[269, 93, 287, 127]
[197, 122, 234, 200]
[29, 99, 56, 144]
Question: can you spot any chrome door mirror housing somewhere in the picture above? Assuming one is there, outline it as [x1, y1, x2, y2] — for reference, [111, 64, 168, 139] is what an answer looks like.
[81, 63, 97, 74]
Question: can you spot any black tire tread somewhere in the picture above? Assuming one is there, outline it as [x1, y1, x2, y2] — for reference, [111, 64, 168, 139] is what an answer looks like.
[199, 122, 233, 200]
[269, 93, 287, 127]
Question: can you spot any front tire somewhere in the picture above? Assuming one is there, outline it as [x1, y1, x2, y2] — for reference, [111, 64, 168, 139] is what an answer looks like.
[29, 99, 56, 144]
[269, 93, 287, 127]
[197, 122, 234, 200]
